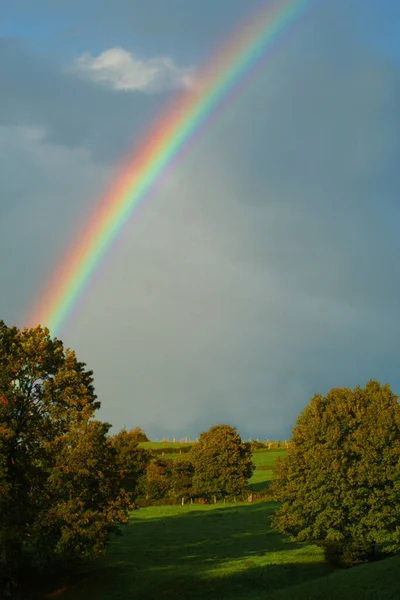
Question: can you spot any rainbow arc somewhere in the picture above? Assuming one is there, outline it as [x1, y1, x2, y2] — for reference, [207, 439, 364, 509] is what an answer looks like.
[25, 0, 314, 335]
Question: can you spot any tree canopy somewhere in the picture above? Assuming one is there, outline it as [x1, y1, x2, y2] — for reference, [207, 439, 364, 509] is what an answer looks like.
[189, 424, 254, 500]
[108, 427, 151, 496]
[0, 322, 137, 596]
[270, 380, 400, 566]
[129, 426, 149, 443]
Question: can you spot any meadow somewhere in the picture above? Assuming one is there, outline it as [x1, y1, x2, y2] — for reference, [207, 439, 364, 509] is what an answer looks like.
[31, 446, 400, 600]
[139, 442, 194, 450]
[248, 448, 287, 492]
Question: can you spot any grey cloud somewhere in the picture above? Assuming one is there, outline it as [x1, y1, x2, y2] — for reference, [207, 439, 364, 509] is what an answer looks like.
[0, 124, 113, 320]
[2, 2, 400, 440]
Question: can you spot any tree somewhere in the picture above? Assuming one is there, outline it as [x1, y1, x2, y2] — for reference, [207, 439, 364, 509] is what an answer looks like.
[170, 458, 194, 500]
[108, 428, 151, 497]
[270, 380, 400, 567]
[129, 426, 149, 443]
[0, 322, 133, 596]
[189, 425, 254, 500]
[141, 457, 174, 500]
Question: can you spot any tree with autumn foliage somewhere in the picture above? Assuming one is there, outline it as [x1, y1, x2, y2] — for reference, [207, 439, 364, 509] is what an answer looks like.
[270, 380, 400, 567]
[170, 458, 194, 500]
[189, 425, 254, 500]
[129, 426, 149, 442]
[0, 322, 136, 596]
[140, 456, 174, 500]
[108, 427, 151, 496]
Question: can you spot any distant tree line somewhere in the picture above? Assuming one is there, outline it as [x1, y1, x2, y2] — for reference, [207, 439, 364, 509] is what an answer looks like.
[131, 425, 255, 505]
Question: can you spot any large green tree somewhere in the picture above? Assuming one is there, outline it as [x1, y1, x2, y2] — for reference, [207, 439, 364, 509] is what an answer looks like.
[189, 425, 254, 500]
[270, 380, 400, 566]
[0, 322, 135, 596]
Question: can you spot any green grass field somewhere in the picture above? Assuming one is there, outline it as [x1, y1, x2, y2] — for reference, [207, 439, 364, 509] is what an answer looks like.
[32, 447, 400, 600]
[248, 449, 286, 492]
[139, 442, 194, 450]
[37, 502, 400, 600]
[43, 502, 331, 600]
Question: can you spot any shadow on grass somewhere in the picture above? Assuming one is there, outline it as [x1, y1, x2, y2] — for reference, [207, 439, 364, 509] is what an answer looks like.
[29, 502, 333, 600]
[248, 480, 273, 492]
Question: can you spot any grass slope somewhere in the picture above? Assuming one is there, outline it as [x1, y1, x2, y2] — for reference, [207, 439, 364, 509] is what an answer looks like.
[269, 554, 400, 600]
[33, 447, 400, 600]
[248, 449, 287, 492]
[50, 502, 331, 600]
[139, 442, 194, 450]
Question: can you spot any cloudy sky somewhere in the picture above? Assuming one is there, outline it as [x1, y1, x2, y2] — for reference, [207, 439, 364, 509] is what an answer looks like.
[1, 0, 399, 440]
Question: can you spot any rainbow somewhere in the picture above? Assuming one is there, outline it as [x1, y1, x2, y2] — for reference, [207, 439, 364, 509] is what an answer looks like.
[26, 0, 314, 335]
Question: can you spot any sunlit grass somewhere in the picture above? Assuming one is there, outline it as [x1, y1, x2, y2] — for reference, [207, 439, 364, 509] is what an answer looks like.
[55, 502, 330, 600]
[33, 446, 400, 600]
[248, 449, 287, 491]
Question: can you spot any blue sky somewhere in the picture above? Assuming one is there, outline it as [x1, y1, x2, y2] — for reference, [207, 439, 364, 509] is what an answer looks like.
[1, 0, 399, 440]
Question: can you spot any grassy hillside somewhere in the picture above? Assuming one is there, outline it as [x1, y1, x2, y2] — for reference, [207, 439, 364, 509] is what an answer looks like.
[138, 442, 288, 471]
[139, 442, 194, 450]
[269, 554, 400, 600]
[40, 502, 331, 600]
[36, 501, 400, 600]
[31, 446, 400, 600]
[248, 449, 287, 492]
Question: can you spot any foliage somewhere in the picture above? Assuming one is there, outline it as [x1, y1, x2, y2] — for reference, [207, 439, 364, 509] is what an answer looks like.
[0, 322, 133, 595]
[108, 428, 151, 497]
[170, 458, 194, 499]
[129, 426, 149, 443]
[138, 455, 195, 502]
[270, 380, 400, 566]
[245, 440, 266, 450]
[140, 456, 174, 500]
[189, 425, 255, 500]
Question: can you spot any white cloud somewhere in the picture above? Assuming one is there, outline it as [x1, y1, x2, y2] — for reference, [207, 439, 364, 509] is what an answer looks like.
[72, 47, 195, 92]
